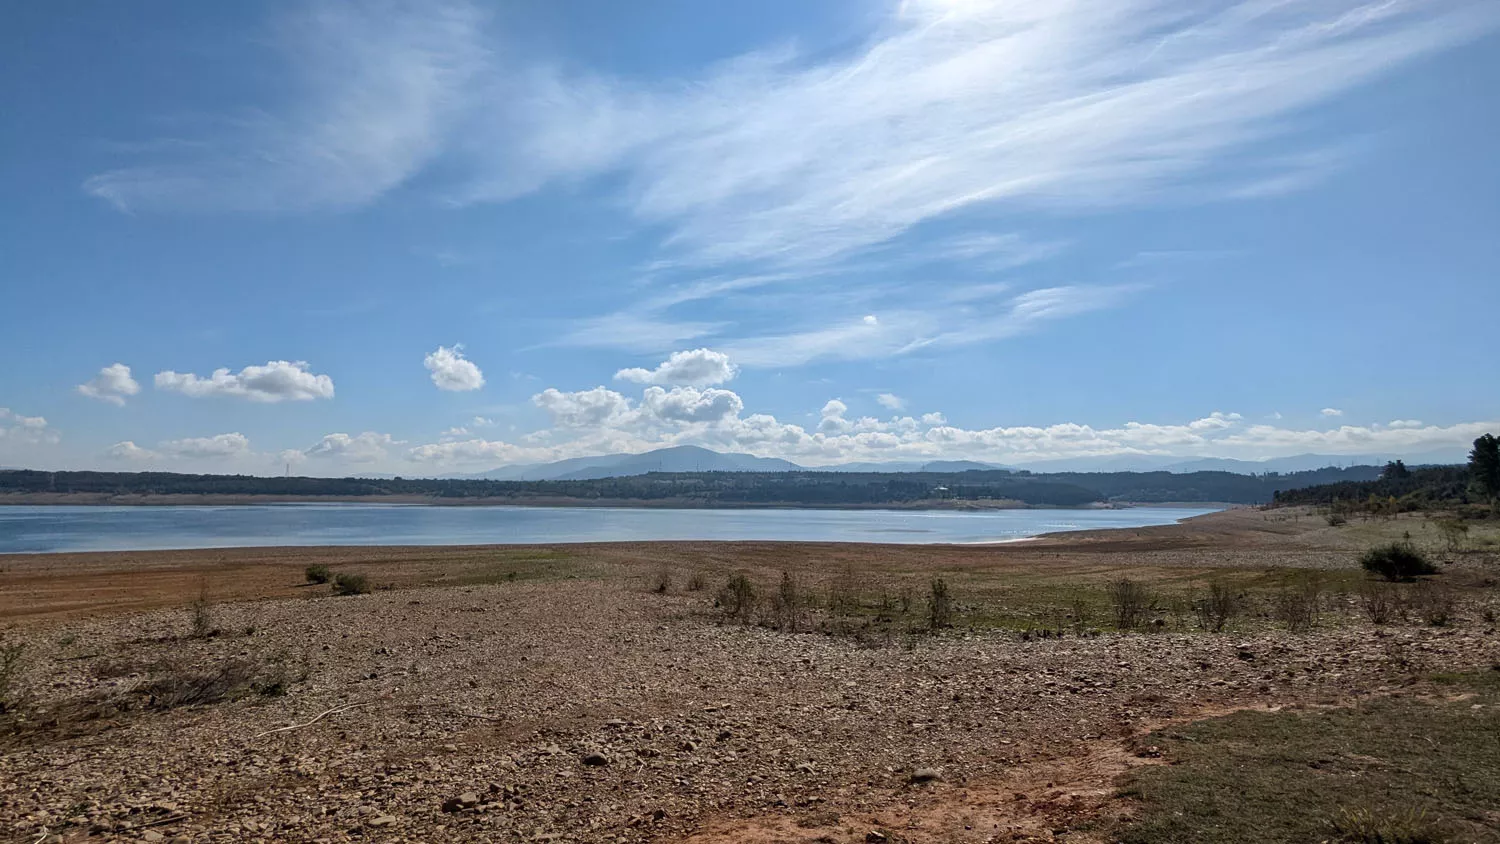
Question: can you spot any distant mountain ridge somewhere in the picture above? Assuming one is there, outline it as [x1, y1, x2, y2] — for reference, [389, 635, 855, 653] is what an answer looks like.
[445, 445, 1457, 482]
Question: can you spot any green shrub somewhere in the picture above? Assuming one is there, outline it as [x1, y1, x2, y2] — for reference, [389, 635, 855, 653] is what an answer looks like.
[333, 572, 371, 596]
[305, 565, 332, 584]
[1360, 543, 1438, 581]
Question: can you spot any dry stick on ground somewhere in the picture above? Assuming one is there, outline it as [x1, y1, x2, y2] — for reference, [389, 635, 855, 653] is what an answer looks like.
[253, 701, 372, 739]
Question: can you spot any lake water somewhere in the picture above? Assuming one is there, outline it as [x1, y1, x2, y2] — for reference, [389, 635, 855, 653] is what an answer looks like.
[0, 504, 1220, 554]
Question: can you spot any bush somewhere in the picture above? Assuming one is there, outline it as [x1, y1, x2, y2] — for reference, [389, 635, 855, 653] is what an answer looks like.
[653, 565, 672, 594]
[189, 584, 216, 639]
[1358, 581, 1400, 625]
[141, 656, 290, 710]
[1326, 512, 1347, 527]
[927, 578, 953, 631]
[0, 639, 25, 716]
[305, 565, 332, 584]
[771, 571, 803, 632]
[333, 572, 371, 596]
[1273, 588, 1316, 632]
[1359, 543, 1438, 582]
[717, 573, 756, 621]
[686, 572, 707, 592]
[1110, 578, 1152, 630]
[1410, 582, 1456, 627]
[1193, 581, 1241, 633]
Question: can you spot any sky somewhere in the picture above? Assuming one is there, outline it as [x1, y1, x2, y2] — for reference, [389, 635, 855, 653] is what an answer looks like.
[2, 0, 1498, 476]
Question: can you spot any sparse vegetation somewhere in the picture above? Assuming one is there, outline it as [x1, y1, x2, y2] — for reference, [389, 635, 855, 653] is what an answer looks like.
[1360, 543, 1438, 582]
[1358, 581, 1400, 625]
[718, 573, 756, 622]
[141, 656, 283, 710]
[1193, 581, 1241, 633]
[686, 571, 708, 592]
[771, 571, 803, 632]
[333, 572, 371, 596]
[189, 582, 216, 639]
[305, 564, 332, 584]
[1409, 582, 1456, 627]
[0, 639, 25, 718]
[1117, 672, 1500, 844]
[653, 564, 673, 594]
[1109, 578, 1152, 631]
[1272, 587, 1316, 632]
[927, 577, 952, 631]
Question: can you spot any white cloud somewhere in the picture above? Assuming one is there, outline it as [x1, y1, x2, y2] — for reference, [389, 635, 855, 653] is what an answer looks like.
[424, 344, 485, 392]
[105, 441, 158, 461]
[921, 412, 947, 426]
[615, 348, 737, 387]
[1388, 419, 1424, 429]
[533, 387, 634, 428]
[159, 432, 251, 459]
[0, 408, 58, 445]
[304, 432, 400, 463]
[876, 393, 905, 411]
[455, 0, 1497, 269]
[84, 2, 486, 213]
[87, 2, 1495, 274]
[76, 363, 141, 406]
[155, 360, 335, 402]
[1321, 408, 1344, 417]
[471, 416, 496, 427]
[640, 386, 743, 424]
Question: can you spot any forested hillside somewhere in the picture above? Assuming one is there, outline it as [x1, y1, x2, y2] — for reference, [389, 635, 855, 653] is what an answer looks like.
[0, 464, 1387, 507]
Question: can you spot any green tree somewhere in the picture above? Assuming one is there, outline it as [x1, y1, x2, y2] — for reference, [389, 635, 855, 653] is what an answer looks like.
[1380, 459, 1409, 480]
[1469, 434, 1500, 502]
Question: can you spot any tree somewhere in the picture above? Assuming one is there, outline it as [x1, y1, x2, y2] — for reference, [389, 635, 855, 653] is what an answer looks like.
[1469, 434, 1500, 503]
[1380, 459, 1410, 480]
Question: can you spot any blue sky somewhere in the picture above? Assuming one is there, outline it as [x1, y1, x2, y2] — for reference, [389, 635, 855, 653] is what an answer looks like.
[3, 0, 1498, 474]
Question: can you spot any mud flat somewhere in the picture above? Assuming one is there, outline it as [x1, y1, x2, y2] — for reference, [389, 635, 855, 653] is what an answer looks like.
[2, 507, 1498, 842]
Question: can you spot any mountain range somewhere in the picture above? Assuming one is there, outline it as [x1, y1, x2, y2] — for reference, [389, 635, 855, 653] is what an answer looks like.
[387, 444, 1465, 482]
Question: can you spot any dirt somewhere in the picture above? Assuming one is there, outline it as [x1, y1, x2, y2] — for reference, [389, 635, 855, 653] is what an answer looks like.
[1, 507, 1496, 843]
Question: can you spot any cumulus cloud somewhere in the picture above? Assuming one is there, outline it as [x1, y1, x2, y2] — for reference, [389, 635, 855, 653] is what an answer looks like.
[304, 432, 400, 463]
[615, 348, 737, 387]
[921, 412, 947, 426]
[155, 361, 334, 402]
[0, 408, 58, 445]
[159, 432, 251, 459]
[876, 393, 905, 411]
[1388, 419, 1424, 429]
[640, 386, 743, 424]
[471, 416, 496, 427]
[105, 441, 158, 461]
[1321, 408, 1344, 417]
[533, 387, 634, 428]
[424, 344, 485, 391]
[77, 363, 141, 406]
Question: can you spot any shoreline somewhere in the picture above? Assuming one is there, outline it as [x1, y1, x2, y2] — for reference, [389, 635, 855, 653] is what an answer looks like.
[0, 492, 1237, 511]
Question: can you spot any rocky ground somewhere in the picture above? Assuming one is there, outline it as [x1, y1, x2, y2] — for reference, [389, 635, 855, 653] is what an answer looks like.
[2, 508, 1497, 843]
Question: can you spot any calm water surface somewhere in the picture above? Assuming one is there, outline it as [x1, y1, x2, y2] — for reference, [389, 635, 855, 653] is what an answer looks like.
[0, 504, 1220, 554]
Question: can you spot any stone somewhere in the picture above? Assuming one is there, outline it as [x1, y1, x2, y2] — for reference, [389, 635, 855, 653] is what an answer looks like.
[582, 752, 610, 767]
[368, 815, 396, 828]
[909, 768, 943, 784]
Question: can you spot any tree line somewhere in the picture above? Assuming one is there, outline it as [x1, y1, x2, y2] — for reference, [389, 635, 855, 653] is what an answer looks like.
[1271, 434, 1498, 517]
[0, 463, 1390, 507]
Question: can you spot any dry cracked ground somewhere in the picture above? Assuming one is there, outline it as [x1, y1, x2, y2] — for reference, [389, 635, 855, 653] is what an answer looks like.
[1, 507, 1498, 843]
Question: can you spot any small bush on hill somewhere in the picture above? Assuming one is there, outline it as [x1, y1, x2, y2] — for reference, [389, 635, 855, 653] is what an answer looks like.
[305, 565, 332, 584]
[1360, 543, 1438, 582]
[333, 572, 371, 596]
[1193, 581, 1241, 633]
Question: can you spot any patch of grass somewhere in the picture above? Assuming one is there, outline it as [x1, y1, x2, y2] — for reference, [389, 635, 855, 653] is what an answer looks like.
[333, 572, 371, 596]
[1115, 672, 1500, 844]
[305, 564, 332, 584]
